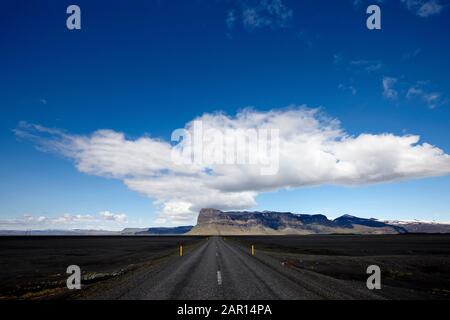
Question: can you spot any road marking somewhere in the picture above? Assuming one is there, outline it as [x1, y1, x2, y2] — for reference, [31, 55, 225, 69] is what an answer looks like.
[217, 271, 222, 285]
[216, 252, 218, 257]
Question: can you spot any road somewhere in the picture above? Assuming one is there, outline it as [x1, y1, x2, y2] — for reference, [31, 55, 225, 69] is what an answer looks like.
[82, 236, 383, 300]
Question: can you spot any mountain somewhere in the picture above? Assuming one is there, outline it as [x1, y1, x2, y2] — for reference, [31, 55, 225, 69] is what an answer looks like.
[134, 226, 193, 235]
[4, 212, 449, 236]
[383, 220, 450, 233]
[188, 208, 407, 235]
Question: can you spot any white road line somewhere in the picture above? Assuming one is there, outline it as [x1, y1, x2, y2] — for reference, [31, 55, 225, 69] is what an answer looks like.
[217, 271, 222, 285]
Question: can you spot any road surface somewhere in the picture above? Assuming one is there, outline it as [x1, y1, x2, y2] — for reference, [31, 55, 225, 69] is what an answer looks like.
[82, 236, 386, 300]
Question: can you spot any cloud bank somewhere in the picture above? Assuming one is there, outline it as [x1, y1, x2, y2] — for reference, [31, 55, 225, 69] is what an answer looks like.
[15, 107, 450, 224]
[0, 211, 128, 230]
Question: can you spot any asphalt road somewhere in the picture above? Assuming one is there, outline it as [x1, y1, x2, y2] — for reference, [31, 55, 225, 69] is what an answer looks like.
[83, 236, 384, 300]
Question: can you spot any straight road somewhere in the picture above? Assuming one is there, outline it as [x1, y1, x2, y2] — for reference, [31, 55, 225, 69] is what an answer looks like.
[84, 236, 382, 300]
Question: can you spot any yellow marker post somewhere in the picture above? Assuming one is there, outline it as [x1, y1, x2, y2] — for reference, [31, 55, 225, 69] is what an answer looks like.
[251, 245, 255, 256]
[180, 245, 183, 257]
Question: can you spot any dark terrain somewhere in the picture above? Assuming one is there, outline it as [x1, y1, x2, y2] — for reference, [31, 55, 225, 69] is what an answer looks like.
[230, 234, 450, 298]
[0, 236, 204, 299]
[1, 234, 450, 299]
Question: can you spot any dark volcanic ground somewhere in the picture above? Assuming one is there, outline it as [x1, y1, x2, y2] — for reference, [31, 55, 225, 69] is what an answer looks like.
[0, 236, 205, 299]
[1, 234, 450, 299]
[229, 234, 450, 299]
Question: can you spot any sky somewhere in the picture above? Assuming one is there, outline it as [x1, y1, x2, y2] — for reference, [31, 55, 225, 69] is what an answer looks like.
[1, 0, 450, 230]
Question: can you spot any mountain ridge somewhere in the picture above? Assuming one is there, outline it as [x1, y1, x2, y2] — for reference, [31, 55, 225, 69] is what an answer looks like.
[3, 210, 450, 235]
[188, 208, 407, 235]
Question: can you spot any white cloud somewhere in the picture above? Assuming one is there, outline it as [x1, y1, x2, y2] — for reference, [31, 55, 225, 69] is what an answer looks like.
[401, 0, 443, 17]
[99, 211, 128, 223]
[15, 106, 450, 224]
[0, 212, 128, 230]
[338, 84, 357, 95]
[381, 77, 446, 108]
[407, 82, 446, 108]
[350, 59, 383, 73]
[333, 53, 343, 65]
[356, 0, 443, 17]
[382, 77, 398, 100]
[226, 10, 236, 30]
[402, 48, 421, 60]
[228, 0, 293, 31]
[333, 54, 383, 74]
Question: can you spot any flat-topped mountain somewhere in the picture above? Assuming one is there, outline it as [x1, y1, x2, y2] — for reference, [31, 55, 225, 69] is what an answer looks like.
[188, 208, 406, 235]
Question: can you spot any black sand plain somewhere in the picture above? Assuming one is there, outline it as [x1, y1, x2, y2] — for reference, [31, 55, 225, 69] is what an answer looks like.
[0, 236, 204, 299]
[1, 234, 450, 299]
[230, 234, 450, 298]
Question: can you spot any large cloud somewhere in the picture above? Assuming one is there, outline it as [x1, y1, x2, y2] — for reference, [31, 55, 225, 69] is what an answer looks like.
[15, 106, 450, 224]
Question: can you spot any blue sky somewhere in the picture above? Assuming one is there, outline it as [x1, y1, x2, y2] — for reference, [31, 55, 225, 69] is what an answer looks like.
[1, 0, 450, 229]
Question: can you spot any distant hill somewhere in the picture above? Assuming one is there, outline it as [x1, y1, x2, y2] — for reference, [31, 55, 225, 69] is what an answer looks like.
[383, 220, 450, 233]
[120, 228, 149, 235]
[134, 226, 193, 235]
[188, 208, 407, 235]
